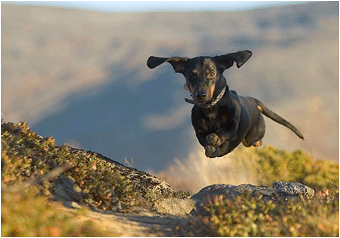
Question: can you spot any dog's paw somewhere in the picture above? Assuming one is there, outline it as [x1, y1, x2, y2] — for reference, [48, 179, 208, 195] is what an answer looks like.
[205, 145, 221, 158]
[206, 133, 222, 146]
[253, 140, 263, 147]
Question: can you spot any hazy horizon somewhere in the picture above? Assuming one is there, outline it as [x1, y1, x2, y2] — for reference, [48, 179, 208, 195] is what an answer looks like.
[4, 1, 310, 13]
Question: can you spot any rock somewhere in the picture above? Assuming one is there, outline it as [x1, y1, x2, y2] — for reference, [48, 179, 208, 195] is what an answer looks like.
[190, 184, 236, 202]
[67, 147, 190, 214]
[53, 176, 85, 209]
[154, 198, 196, 216]
[190, 182, 315, 216]
[53, 176, 83, 203]
[273, 181, 315, 199]
[68, 147, 176, 199]
[70, 201, 83, 209]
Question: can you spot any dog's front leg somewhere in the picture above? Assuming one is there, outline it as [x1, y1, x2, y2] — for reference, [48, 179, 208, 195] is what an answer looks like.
[206, 121, 240, 148]
[206, 102, 241, 147]
[205, 145, 221, 158]
[195, 132, 221, 158]
[207, 127, 238, 146]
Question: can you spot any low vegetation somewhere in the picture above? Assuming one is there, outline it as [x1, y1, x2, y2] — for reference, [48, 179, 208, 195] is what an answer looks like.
[2, 187, 112, 236]
[155, 144, 338, 194]
[199, 190, 338, 236]
[1, 121, 187, 236]
[174, 145, 338, 236]
[1, 121, 339, 236]
[1, 121, 147, 210]
[234, 145, 339, 191]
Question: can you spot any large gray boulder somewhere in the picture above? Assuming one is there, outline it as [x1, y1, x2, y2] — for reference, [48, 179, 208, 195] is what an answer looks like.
[190, 182, 315, 216]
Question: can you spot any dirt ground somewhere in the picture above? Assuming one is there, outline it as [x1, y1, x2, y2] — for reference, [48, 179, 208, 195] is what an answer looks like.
[65, 207, 197, 237]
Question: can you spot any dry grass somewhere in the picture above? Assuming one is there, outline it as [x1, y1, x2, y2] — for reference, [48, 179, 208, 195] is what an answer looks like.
[153, 145, 260, 194]
[2, 121, 338, 236]
[1, 187, 113, 237]
[154, 144, 339, 195]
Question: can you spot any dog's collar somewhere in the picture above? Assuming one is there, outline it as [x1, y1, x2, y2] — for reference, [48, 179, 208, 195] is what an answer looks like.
[185, 86, 226, 109]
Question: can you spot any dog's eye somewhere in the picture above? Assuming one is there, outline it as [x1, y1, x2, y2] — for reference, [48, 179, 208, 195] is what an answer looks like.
[207, 71, 216, 79]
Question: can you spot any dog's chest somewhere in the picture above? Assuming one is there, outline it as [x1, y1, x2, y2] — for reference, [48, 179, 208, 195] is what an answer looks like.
[201, 108, 227, 131]
[205, 110, 217, 122]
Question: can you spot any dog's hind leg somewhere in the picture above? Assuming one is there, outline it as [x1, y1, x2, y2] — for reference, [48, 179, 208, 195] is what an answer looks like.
[242, 139, 263, 147]
[253, 140, 263, 147]
[242, 112, 265, 147]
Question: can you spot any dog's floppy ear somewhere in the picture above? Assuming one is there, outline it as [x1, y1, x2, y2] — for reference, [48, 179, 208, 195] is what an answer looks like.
[215, 50, 252, 71]
[147, 56, 188, 73]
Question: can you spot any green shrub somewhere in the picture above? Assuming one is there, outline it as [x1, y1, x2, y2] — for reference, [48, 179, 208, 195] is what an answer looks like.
[201, 191, 339, 237]
[2, 121, 339, 237]
[194, 145, 339, 236]
[1, 121, 145, 210]
[233, 145, 339, 191]
[1, 186, 113, 236]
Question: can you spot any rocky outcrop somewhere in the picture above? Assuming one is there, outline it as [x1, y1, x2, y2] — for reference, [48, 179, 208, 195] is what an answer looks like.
[55, 148, 316, 217]
[2, 121, 318, 219]
[67, 147, 177, 199]
[273, 181, 315, 199]
[190, 182, 315, 216]
[52, 147, 194, 216]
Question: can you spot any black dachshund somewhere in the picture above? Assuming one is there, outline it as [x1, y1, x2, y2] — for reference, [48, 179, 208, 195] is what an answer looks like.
[147, 50, 304, 158]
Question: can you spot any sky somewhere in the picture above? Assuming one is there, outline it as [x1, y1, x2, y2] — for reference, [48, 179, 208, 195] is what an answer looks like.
[5, 1, 310, 13]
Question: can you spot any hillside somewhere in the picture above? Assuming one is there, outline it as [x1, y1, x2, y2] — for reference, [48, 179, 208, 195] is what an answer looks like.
[1, 121, 339, 236]
[1, 2, 338, 171]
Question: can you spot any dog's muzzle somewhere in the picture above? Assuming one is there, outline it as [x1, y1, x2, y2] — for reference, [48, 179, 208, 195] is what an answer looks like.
[185, 86, 226, 109]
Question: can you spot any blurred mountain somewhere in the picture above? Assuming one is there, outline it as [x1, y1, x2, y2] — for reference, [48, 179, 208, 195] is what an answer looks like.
[1, 2, 338, 171]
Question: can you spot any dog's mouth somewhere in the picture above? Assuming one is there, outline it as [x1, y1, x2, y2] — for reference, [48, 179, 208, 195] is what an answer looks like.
[196, 97, 213, 104]
[185, 93, 214, 106]
[185, 86, 227, 109]
[192, 87, 215, 102]
[184, 97, 214, 108]
[194, 97, 210, 103]
[190, 92, 212, 103]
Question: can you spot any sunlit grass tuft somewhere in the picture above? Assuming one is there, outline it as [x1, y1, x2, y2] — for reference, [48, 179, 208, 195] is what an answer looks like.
[1, 186, 114, 236]
[155, 144, 338, 194]
[199, 190, 339, 236]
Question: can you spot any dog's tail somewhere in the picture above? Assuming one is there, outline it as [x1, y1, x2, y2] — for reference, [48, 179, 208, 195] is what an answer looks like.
[252, 98, 304, 140]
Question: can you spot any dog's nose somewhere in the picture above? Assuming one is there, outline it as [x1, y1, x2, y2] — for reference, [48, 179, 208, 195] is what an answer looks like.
[196, 91, 207, 101]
